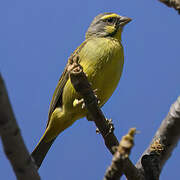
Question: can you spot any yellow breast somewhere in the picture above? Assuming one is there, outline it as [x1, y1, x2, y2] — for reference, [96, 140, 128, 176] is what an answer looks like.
[79, 37, 124, 105]
[63, 37, 124, 116]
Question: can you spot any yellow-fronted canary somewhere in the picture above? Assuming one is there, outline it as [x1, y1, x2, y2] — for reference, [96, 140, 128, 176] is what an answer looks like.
[31, 12, 131, 168]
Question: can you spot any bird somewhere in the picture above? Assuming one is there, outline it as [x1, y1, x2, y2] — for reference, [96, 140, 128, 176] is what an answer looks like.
[31, 12, 131, 169]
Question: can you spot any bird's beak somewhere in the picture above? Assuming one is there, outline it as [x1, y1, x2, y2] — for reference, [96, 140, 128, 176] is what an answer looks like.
[118, 16, 132, 27]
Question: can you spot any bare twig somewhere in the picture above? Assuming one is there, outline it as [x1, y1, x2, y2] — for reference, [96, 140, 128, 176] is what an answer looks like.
[136, 96, 180, 179]
[159, 0, 180, 13]
[103, 128, 143, 180]
[69, 56, 119, 154]
[0, 74, 40, 180]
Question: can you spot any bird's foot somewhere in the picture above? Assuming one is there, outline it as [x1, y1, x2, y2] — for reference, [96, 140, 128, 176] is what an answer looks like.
[73, 98, 85, 109]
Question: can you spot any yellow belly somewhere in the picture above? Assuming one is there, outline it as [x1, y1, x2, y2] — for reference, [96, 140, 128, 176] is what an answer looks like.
[62, 37, 124, 119]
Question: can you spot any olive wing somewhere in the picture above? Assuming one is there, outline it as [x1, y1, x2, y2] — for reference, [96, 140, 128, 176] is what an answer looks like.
[46, 41, 87, 127]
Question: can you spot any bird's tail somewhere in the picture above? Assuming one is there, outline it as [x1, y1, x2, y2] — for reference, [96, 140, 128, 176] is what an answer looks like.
[31, 135, 56, 169]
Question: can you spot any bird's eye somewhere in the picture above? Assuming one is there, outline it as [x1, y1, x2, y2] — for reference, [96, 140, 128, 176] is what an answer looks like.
[107, 18, 114, 23]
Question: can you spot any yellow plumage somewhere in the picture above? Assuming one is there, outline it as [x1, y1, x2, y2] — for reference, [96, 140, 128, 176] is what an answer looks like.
[31, 12, 131, 168]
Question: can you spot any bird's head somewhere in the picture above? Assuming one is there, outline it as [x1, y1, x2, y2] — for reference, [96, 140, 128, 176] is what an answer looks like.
[86, 13, 131, 40]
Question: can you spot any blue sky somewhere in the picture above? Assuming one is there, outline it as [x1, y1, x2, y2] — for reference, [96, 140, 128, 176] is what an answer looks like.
[1, 0, 180, 179]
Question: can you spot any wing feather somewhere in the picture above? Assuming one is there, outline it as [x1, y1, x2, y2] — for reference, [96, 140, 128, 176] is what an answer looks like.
[46, 40, 87, 127]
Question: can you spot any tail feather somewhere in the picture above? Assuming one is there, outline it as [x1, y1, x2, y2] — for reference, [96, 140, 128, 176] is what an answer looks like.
[31, 137, 56, 169]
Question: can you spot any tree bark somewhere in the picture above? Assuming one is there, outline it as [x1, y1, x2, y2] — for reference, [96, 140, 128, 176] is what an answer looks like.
[0, 74, 40, 180]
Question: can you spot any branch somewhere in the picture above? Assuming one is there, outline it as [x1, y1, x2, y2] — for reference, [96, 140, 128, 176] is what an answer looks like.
[69, 56, 180, 179]
[69, 56, 119, 154]
[0, 74, 40, 180]
[136, 96, 180, 179]
[159, 0, 180, 13]
[69, 56, 143, 179]
[103, 128, 143, 180]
